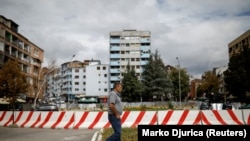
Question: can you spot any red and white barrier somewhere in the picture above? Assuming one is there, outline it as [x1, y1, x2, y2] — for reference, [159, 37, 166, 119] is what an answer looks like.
[0, 109, 249, 129]
[11, 111, 40, 128]
[200, 110, 245, 125]
[35, 111, 75, 129]
[74, 111, 108, 129]
[157, 110, 201, 125]
[0, 111, 13, 127]
[120, 111, 157, 128]
[242, 109, 250, 125]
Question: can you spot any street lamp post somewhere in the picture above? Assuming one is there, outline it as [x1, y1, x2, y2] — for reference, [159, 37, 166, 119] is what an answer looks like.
[176, 57, 181, 107]
[67, 55, 75, 110]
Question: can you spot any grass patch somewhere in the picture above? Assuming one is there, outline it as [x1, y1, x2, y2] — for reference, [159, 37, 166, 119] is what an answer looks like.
[101, 127, 137, 141]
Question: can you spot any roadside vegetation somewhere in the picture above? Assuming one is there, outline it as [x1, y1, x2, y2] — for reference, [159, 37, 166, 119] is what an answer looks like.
[101, 127, 137, 141]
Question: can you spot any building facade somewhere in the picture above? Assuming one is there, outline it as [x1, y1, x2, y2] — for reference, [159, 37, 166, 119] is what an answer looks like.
[228, 29, 250, 58]
[0, 15, 44, 100]
[109, 29, 151, 88]
[213, 66, 228, 101]
[46, 59, 109, 103]
[190, 79, 203, 99]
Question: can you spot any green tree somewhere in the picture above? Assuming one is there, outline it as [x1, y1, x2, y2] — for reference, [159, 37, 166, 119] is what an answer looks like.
[169, 68, 190, 101]
[224, 45, 250, 102]
[122, 64, 143, 102]
[202, 71, 220, 94]
[141, 50, 173, 101]
[0, 59, 29, 109]
[197, 71, 221, 101]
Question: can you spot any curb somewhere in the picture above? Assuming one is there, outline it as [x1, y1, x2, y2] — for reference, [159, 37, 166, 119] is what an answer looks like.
[91, 128, 103, 141]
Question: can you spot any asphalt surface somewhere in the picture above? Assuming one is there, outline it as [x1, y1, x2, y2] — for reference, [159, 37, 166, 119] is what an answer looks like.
[0, 126, 100, 141]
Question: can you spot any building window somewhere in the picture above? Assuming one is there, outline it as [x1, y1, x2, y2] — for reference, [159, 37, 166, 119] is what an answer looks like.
[75, 75, 79, 79]
[75, 88, 79, 91]
[97, 66, 100, 70]
[34, 49, 39, 57]
[75, 82, 79, 85]
[75, 69, 79, 73]
[103, 66, 106, 70]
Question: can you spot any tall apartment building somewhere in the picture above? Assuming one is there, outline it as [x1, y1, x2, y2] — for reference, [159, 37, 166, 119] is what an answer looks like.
[109, 29, 151, 88]
[228, 29, 250, 58]
[0, 15, 44, 100]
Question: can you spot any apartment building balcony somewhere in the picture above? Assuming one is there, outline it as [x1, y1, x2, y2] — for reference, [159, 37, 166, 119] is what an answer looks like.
[110, 76, 120, 81]
[140, 38, 150, 43]
[110, 46, 120, 51]
[110, 61, 120, 66]
[110, 69, 120, 73]
[140, 45, 150, 50]
[110, 38, 120, 43]
[110, 54, 120, 58]
[141, 53, 150, 58]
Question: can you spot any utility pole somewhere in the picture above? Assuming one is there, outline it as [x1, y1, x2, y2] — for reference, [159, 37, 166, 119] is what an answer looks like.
[176, 57, 181, 107]
[67, 55, 75, 110]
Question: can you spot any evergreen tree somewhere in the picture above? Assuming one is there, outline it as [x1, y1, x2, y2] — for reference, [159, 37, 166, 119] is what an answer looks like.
[169, 68, 190, 101]
[122, 63, 143, 102]
[224, 45, 250, 102]
[141, 50, 173, 101]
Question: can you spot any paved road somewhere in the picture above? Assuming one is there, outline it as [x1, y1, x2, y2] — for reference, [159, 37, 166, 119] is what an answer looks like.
[0, 126, 100, 141]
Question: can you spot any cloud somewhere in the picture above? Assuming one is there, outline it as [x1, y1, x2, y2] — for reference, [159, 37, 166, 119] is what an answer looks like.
[0, 0, 250, 79]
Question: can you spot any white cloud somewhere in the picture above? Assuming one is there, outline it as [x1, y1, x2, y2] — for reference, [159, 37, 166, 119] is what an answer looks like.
[0, 0, 250, 79]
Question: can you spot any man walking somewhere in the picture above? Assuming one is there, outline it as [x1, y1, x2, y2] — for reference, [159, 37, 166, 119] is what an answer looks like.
[106, 82, 123, 141]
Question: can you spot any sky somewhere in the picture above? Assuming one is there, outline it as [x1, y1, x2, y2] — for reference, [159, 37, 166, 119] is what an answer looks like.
[0, 0, 250, 79]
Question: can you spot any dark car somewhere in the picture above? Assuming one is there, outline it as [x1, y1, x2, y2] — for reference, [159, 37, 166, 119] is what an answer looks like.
[195, 97, 210, 110]
[200, 102, 210, 110]
[222, 102, 232, 110]
[37, 104, 59, 111]
[239, 104, 250, 109]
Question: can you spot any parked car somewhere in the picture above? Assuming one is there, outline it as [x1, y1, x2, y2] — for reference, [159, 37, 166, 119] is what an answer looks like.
[200, 102, 210, 110]
[36, 103, 59, 111]
[195, 97, 210, 110]
[222, 102, 232, 110]
[239, 104, 250, 109]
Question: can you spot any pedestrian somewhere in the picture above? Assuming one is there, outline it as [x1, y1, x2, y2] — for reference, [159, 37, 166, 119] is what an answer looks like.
[106, 82, 123, 141]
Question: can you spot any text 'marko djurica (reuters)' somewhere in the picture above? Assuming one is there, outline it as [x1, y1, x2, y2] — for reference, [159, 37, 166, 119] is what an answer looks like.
[138, 125, 250, 141]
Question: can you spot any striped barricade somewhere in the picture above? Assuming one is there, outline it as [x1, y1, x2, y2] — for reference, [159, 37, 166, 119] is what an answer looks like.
[18, 111, 41, 128]
[200, 110, 245, 125]
[120, 111, 157, 128]
[242, 109, 250, 125]
[0, 109, 249, 129]
[157, 110, 202, 125]
[11, 111, 41, 128]
[0, 111, 13, 127]
[74, 111, 107, 129]
[36, 111, 75, 129]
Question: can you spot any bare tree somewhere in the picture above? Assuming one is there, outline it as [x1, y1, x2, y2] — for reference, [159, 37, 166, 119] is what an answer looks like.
[32, 59, 57, 109]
